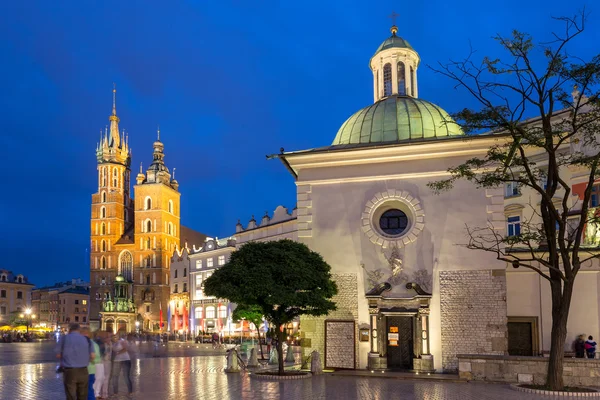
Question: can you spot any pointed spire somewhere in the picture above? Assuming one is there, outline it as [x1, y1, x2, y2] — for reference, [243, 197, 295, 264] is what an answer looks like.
[139, 162, 143, 174]
[172, 168, 176, 180]
[108, 84, 121, 148]
[157, 126, 161, 141]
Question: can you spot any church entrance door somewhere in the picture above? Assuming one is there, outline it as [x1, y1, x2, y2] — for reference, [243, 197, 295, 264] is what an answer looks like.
[386, 316, 413, 370]
[507, 316, 538, 356]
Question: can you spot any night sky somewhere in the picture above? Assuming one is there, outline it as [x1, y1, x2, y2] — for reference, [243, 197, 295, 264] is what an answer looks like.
[1, 1, 598, 287]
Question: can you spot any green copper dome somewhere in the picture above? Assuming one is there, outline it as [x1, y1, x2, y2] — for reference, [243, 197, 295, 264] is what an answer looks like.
[373, 35, 414, 58]
[332, 95, 463, 145]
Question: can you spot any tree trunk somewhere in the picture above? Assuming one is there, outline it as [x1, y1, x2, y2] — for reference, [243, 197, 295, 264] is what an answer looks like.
[277, 326, 285, 375]
[546, 280, 574, 391]
[256, 323, 264, 360]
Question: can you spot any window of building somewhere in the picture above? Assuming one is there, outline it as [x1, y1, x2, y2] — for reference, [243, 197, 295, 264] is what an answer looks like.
[1, 290, 6, 298]
[383, 63, 392, 96]
[207, 258, 214, 268]
[74, 300, 79, 305]
[379, 209, 408, 236]
[101, 223, 106, 235]
[75, 307, 79, 313]
[217, 305, 227, 319]
[168, 222, 172, 235]
[591, 184, 600, 207]
[507, 216, 521, 237]
[100, 207, 106, 218]
[0, 306, 6, 315]
[145, 197, 152, 210]
[505, 182, 520, 198]
[397, 61, 406, 95]
[102, 192, 107, 202]
[196, 260, 202, 269]
[17, 276, 23, 283]
[195, 307, 202, 319]
[83, 300, 87, 305]
[146, 238, 151, 250]
[183, 268, 187, 277]
[75, 316, 79, 322]
[83, 317, 87, 322]
[174, 284, 178, 293]
[146, 305, 150, 313]
[0, 275, 5, 282]
[205, 307, 216, 319]
[195, 275, 202, 298]
[17, 291, 22, 299]
[146, 220, 152, 232]
[218, 255, 225, 266]
[168, 200, 173, 214]
[146, 275, 150, 285]
[174, 270, 178, 279]
[183, 283, 187, 292]
[410, 66, 415, 96]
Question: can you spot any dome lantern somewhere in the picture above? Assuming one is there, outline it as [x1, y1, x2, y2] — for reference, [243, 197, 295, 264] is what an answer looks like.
[370, 23, 420, 102]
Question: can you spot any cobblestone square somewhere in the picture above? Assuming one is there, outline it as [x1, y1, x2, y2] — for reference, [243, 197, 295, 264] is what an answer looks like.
[0, 354, 560, 400]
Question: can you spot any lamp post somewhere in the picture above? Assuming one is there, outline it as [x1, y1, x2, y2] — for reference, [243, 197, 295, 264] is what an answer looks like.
[25, 308, 32, 334]
[135, 321, 140, 334]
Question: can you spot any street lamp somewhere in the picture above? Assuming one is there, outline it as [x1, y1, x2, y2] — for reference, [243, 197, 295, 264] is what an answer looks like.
[135, 321, 140, 333]
[25, 308, 32, 334]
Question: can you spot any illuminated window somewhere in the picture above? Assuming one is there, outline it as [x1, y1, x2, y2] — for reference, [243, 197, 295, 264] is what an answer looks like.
[397, 61, 406, 95]
[196, 260, 202, 269]
[195, 307, 203, 319]
[207, 258, 213, 268]
[82, 300, 87, 305]
[218, 305, 227, 318]
[205, 307, 216, 319]
[383, 63, 392, 96]
[195, 275, 203, 298]
[218, 255, 225, 266]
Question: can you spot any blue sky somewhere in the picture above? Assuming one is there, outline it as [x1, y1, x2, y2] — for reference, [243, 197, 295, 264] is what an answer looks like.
[0, 0, 597, 286]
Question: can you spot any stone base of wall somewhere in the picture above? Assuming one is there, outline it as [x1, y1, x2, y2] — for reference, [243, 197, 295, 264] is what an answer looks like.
[439, 270, 508, 372]
[458, 354, 600, 388]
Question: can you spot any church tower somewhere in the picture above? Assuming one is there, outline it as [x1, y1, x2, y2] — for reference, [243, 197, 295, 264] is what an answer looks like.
[132, 130, 180, 330]
[90, 87, 133, 324]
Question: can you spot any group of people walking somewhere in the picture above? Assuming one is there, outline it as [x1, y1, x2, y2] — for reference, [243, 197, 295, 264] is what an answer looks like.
[55, 323, 138, 400]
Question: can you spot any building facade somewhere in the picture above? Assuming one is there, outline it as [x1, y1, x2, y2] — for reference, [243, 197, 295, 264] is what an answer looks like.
[32, 279, 89, 329]
[89, 88, 204, 332]
[57, 288, 90, 331]
[0, 270, 34, 324]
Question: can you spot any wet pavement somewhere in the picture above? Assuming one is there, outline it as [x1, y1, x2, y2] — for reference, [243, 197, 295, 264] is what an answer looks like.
[0, 352, 557, 400]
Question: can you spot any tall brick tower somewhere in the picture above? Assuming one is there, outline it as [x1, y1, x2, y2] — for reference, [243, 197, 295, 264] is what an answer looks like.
[90, 87, 133, 328]
[132, 130, 181, 331]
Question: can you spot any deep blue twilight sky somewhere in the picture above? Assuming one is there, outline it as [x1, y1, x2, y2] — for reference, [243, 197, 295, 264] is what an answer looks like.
[0, 1, 598, 287]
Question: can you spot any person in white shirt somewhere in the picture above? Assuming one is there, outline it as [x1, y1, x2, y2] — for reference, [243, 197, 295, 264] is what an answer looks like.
[110, 331, 132, 396]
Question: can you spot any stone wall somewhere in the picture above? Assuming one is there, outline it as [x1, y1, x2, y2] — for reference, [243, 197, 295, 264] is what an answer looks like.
[301, 273, 359, 369]
[458, 354, 600, 387]
[439, 269, 508, 371]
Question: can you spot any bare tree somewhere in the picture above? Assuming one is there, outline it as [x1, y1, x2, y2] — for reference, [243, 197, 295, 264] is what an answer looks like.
[428, 11, 600, 390]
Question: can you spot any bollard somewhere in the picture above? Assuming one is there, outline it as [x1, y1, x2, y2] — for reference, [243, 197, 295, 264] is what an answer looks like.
[247, 347, 259, 368]
[268, 348, 279, 365]
[310, 350, 322, 375]
[285, 345, 295, 363]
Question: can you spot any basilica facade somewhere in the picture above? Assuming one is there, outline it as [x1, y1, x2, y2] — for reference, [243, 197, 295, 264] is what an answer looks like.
[89, 89, 204, 332]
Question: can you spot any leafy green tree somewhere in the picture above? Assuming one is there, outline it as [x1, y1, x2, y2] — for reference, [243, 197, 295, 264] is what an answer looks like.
[429, 12, 600, 390]
[232, 303, 266, 359]
[204, 239, 338, 375]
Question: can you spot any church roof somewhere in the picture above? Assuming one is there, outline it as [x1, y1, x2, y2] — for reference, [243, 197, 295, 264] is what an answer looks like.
[332, 95, 463, 146]
[373, 34, 414, 57]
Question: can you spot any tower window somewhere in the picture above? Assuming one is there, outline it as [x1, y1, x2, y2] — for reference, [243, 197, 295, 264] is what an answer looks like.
[168, 222, 173, 235]
[146, 238, 151, 250]
[101, 257, 107, 270]
[146, 275, 150, 285]
[397, 61, 406, 96]
[101, 223, 106, 235]
[102, 192, 107, 203]
[169, 200, 173, 214]
[146, 220, 152, 233]
[100, 207, 106, 218]
[383, 63, 392, 97]
[410, 66, 415, 96]
[102, 240, 107, 252]
[145, 197, 152, 210]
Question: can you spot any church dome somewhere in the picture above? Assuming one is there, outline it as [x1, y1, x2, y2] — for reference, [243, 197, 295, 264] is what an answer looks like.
[373, 35, 414, 58]
[332, 95, 463, 145]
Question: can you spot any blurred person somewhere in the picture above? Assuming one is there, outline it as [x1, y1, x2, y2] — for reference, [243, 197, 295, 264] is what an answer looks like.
[98, 330, 113, 399]
[55, 323, 95, 400]
[81, 328, 101, 400]
[110, 330, 133, 397]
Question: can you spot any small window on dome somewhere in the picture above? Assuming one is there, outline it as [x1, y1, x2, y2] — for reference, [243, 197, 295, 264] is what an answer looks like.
[397, 61, 406, 96]
[383, 63, 392, 97]
[379, 209, 409, 236]
[410, 66, 415, 96]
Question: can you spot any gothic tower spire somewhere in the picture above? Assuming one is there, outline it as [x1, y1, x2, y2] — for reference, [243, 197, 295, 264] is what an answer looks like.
[109, 84, 121, 148]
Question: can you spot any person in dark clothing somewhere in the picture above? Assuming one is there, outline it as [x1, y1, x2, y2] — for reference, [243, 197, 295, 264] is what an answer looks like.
[586, 336, 597, 359]
[574, 334, 586, 358]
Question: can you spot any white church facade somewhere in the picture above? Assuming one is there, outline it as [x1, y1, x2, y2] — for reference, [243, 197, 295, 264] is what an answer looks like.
[263, 24, 600, 372]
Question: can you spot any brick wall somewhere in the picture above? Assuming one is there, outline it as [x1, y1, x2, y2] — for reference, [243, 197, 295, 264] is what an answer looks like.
[439, 269, 508, 372]
[301, 273, 359, 368]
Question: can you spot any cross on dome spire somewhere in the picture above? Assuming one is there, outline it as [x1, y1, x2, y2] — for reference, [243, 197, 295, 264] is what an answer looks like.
[388, 11, 399, 36]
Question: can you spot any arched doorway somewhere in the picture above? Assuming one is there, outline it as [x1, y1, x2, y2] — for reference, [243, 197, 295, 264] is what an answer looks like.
[105, 319, 114, 333]
[117, 319, 127, 333]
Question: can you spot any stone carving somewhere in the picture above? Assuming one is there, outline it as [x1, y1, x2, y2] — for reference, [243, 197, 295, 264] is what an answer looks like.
[386, 246, 409, 286]
[412, 268, 433, 294]
[361, 263, 385, 292]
